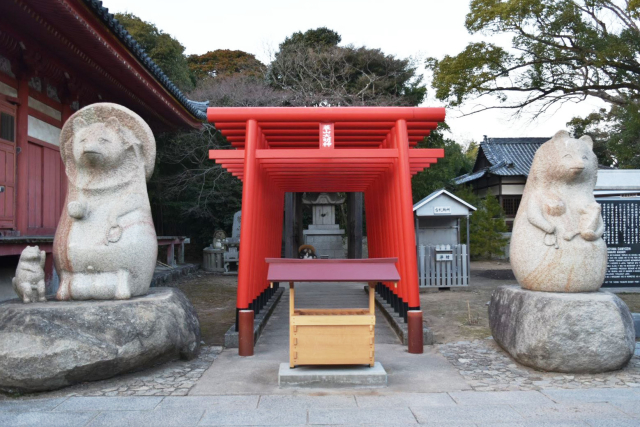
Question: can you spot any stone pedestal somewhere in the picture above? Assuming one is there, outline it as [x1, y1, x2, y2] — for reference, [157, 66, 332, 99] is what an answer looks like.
[489, 285, 635, 373]
[278, 362, 387, 388]
[303, 225, 345, 259]
[0, 287, 200, 393]
[302, 193, 346, 259]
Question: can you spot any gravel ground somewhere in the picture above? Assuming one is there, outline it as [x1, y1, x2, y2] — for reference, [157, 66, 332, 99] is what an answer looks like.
[439, 339, 640, 392]
[21, 346, 224, 399]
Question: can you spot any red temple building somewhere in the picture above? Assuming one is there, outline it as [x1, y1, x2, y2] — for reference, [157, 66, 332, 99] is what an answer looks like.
[0, 0, 205, 298]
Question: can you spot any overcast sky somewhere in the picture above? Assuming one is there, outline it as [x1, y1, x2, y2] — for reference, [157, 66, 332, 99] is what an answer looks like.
[104, 0, 607, 146]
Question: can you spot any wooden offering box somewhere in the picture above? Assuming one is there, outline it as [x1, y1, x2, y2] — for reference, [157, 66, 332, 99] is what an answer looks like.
[266, 258, 400, 368]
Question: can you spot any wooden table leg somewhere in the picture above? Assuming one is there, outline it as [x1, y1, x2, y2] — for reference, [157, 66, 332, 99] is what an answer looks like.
[289, 281, 295, 368]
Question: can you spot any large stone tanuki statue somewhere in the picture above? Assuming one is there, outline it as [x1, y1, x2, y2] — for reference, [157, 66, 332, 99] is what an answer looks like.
[53, 103, 157, 300]
[510, 130, 607, 292]
[489, 130, 635, 374]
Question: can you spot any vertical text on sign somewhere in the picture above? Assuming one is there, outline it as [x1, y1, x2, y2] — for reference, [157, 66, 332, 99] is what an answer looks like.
[319, 123, 334, 149]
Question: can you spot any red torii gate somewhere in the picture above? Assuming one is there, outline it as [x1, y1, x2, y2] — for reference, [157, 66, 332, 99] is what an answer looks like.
[208, 107, 446, 352]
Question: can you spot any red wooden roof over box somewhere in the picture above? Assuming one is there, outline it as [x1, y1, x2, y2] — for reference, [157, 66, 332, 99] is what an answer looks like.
[266, 258, 401, 282]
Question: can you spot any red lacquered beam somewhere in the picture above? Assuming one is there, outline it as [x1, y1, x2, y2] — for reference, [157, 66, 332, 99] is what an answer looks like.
[208, 107, 445, 123]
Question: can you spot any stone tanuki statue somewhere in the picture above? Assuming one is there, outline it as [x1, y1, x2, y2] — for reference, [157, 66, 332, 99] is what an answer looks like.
[13, 246, 46, 303]
[53, 103, 158, 300]
[489, 130, 635, 374]
[510, 130, 607, 292]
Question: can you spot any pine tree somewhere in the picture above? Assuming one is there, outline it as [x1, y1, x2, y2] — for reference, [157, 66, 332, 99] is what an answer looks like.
[469, 194, 508, 259]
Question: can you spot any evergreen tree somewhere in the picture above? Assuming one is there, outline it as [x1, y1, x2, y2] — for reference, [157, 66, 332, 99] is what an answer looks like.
[469, 194, 509, 259]
[116, 13, 195, 91]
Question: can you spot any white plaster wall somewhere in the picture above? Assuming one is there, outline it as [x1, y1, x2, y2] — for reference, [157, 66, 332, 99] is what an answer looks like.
[501, 184, 525, 195]
[28, 115, 61, 146]
[28, 96, 61, 121]
[0, 81, 17, 97]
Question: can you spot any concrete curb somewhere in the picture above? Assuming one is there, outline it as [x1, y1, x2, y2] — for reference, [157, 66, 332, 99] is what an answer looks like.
[224, 287, 285, 348]
[364, 286, 434, 346]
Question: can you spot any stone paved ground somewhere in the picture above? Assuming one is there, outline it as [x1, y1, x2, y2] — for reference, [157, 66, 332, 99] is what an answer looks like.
[1, 388, 640, 426]
[439, 339, 640, 392]
[37, 347, 222, 398]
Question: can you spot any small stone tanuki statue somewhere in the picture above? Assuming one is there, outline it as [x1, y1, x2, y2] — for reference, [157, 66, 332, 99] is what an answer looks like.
[53, 103, 158, 300]
[510, 130, 607, 292]
[13, 246, 46, 303]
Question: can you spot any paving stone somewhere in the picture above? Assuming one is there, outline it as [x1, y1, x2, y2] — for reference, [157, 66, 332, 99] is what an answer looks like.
[158, 395, 260, 410]
[198, 408, 308, 426]
[542, 388, 640, 403]
[54, 396, 162, 411]
[355, 393, 456, 408]
[511, 403, 632, 421]
[0, 411, 98, 427]
[259, 394, 357, 409]
[0, 398, 67, 412]
[475, 422, 587, 427]
[585, 420, 640, 427]
[86, 409, 204, 427]
[411, 404, 525, 424]
[610, 401, 640, 417]
[309, 407, 418, 425]
[449, 390, 555, 406]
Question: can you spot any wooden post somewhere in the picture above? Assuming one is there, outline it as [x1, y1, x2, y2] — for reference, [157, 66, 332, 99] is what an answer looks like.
[178, 241, 185, 264]
[284, 193, 294, 258]
[238, 310, 254, 356]
[289, 282, 295, 368]
[347, 192, 363, 259]
[15, 76, 29, 236]
[369, 282, 375, 314]
[167, 243, 175, 266]
[408, 310, 423, 354]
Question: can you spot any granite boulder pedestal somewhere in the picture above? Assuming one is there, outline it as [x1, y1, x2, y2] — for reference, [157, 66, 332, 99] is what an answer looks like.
[489, 286, 635, 373]
[0, 287, 200, 393]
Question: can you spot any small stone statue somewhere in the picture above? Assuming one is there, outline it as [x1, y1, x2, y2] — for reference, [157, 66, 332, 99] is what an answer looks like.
[53, 103, 158, 300]
[510, 130, 607, 292]
[13, 246, 46, 303]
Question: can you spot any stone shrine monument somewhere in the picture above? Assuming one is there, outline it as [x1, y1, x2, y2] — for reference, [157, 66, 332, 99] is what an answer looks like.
[223, 210, 241, 274]
[489, 131, 635, 373]
[303, 192, 346, 258]
[0, 103, 200, 393]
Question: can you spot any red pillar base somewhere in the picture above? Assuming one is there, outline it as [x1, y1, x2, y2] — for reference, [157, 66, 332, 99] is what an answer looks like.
[407, 310, 423, 354]
[238, 309, 254, 356]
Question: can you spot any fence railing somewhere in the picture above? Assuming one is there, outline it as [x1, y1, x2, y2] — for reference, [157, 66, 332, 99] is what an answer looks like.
[418, 244, 469, 287]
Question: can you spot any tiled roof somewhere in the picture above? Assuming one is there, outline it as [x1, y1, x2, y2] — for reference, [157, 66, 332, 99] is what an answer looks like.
[84, 0, 207, 120]
[453, 137, 549, 185]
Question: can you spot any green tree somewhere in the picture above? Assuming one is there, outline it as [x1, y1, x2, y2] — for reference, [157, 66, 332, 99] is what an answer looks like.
[279, 27, 342, 50]
[567, 105, 640, 168]
[426, 0, 640, 167]
[468, 194, 509, 259]
[187, 50, 265, 80]
[116, 13, 194, 91]
[268, 28, 426, 106]
[412, 123, 474, 202]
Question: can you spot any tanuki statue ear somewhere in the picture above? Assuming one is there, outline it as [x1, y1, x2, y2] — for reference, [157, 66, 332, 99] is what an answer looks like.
[579, 135, 594, 150]
[73, 117, 88, 132]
